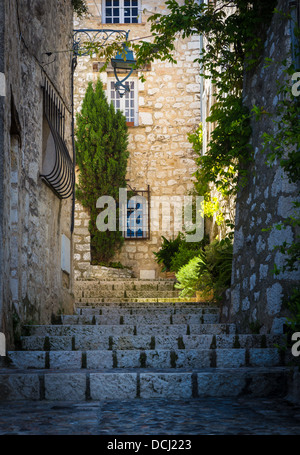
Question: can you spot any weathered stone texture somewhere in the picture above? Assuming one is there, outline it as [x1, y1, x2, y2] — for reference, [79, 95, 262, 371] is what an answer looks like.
[73, 1, 201, 279]
[0, 1, 75, 348]
[226, 0, 300, 334]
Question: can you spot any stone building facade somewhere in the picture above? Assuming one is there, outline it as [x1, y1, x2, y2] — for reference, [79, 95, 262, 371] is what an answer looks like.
[222, 0, 300, 334]
[0, 1, 75, 349]
[73, 0, 201, 280]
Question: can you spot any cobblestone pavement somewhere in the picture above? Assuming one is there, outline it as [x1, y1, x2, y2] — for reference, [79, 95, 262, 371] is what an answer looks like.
[0, 397, 299, 435]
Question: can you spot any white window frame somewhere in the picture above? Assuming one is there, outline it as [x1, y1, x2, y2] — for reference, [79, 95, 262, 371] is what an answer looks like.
[102, 0, 141, 24]
[107, 77, 139, 126]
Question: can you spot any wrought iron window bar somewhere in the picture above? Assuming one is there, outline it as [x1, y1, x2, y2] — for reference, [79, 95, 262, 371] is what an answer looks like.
[73, 29, 129, 58]
[41, 78, 74, 199]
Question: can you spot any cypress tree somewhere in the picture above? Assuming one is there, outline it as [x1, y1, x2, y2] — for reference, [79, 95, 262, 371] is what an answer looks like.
[75, 79, 129, 263]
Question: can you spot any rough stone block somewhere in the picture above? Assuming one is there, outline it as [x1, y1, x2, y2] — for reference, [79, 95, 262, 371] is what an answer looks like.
[249, 348, 280, 367]
[175, 350, 210, 368]
[140, 373, 193, 398]
[144, 350, 171, 368]
[197, 371, 246, 397]
[49, 351, 82, 369]
[216, 349, 246, 368]
[90, 373, 137, 399]
[87, 351, 113, 369]
[140, 269, 156, 280]
[8, 351, 45, 369]
[245, 369, 288, 396]
[139, 112, 153, 125]
[44, 373, 86, 401]
[116, 350, 141, 368]
[0, 373, 40, 400]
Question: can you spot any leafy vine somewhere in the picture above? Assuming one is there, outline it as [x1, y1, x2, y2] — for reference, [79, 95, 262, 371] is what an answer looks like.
[71, 0, 88, 17]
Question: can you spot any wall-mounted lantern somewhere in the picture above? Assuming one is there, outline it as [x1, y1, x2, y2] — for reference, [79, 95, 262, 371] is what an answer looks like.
[111, 44, 136, 97]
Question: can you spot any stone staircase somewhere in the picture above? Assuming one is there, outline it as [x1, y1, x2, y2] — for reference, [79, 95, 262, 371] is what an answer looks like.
[75, 279, 188, 304]
[0, 279, 296, 401]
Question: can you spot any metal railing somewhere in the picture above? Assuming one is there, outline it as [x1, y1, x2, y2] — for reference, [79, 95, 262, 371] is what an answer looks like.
[40, 78, 74, 199]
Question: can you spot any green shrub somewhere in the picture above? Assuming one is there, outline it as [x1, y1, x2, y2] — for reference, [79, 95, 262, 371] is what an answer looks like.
[153, 233, 184, 272]
[175, 237, 233, 301]
[170, 247, 200, 273]
[198, 237, 233, 300]
[170, 235, 209, 272]
[174, 256, 205, 298]
[153, 233, 209, 273]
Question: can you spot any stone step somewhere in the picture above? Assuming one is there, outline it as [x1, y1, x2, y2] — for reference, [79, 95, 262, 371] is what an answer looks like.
[23, 323, 236, 337]
[6, 348, 287, 370]
[76, 298, 203, 304]
[75, 280, 177, 291]
[77, 291, 181, 299]
[20, 333, 284, 351]
[61, 313, 219, 325]
[76, 301, 211, 310]
[0, 367, 291, 401]
[74, 307, 219, 316]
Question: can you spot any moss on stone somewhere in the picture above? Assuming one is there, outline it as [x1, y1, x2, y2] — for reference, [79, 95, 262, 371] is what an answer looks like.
[112, 351, 118, 368]
[51, 313, 62, 325]
[150, 336, 155, 350]
[210, 335, 216, 349]
[81, 352, 87, 368]
[245, 349, 250, 366]
[178, 336, 185, 349]
[233, 335, 241, 349]
[260, 334, 267, 348]
[140, 351, 147, 367]
[44, 336, 51, 351]
[249, 321, 262, 334]
[45, 352, 50, 369]
[170, 350, 178, 368]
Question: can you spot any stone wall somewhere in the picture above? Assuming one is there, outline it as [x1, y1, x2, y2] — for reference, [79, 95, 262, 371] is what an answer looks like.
[74, 202, 134, 280]
[73, 0, 201, 279]
[223, 0, 300, 334]
[0, 0, 75, 348]
[0, 1, 4, 337]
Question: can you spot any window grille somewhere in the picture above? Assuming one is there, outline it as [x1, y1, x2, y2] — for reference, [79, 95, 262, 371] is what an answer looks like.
[41, 79, 74, 199]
